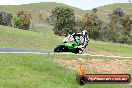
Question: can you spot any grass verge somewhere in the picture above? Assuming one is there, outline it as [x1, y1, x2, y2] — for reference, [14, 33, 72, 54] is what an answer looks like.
[0, 54, 131, 88]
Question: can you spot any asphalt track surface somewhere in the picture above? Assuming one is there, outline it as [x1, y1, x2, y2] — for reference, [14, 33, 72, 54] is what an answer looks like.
[0, 48, 132, 59]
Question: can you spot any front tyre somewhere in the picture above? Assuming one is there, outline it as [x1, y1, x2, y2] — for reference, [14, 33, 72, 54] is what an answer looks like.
[74, 48, 83, 54]
[78, 49, 83, 54]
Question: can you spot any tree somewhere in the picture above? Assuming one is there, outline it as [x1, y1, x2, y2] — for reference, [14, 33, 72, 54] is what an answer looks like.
[92, 8, 97, 13]
[51, 6, 76, 35]
[0, 12, 12, 26]
[122, 15, 131, 35]
[113, 8, 124, 17]
[107, 8, 131, 43]
[109, 8, 131, 35]
[82, 13, 102, 39]
[109, 8, 124, 30]
[13, 10, 32, 30]
[13, 16, 21, 28]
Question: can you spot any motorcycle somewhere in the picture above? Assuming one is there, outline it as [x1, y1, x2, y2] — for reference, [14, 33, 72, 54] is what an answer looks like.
[54, 30, 89, 54]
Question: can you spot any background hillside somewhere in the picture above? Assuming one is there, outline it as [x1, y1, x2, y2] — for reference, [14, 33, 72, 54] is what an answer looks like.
[0, 3, 132, 88]
[0, 2, 132, 54]
[0, 2, 87, 29]
[0, 2, 132, 27]
[0, 2, 132, 46]
[96, 3, 132, 22]
[0, 2, 86, 17]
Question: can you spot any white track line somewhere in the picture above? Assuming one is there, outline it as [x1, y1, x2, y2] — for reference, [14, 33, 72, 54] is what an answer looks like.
[0, 51, 132, 59]
[77, 53, 132, 59]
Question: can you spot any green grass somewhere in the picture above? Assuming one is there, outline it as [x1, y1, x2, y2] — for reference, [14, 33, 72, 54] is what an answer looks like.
[0, 25, 132, 57]
[0, 54, 130, 88]
[0, 25, 61, 52]
[88, 40, 132, 57]
[0, 2, 132, 88]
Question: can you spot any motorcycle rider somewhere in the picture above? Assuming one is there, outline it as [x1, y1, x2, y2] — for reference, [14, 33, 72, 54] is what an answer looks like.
[72, 30, 89, 48]
[54, 30, 89, 53]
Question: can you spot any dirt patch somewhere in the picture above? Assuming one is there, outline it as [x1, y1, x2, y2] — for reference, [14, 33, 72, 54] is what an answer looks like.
[84, 50, 115, 56]
[52, 58, 132, 74]
[52, 58, 132, 86]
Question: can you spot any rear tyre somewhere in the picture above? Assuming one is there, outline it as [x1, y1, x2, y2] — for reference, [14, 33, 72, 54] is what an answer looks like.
[54, 45, 61, 52]
[54, 45, 69, 52]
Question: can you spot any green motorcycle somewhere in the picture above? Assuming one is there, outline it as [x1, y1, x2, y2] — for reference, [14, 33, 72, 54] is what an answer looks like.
[54, 30, 89, 54]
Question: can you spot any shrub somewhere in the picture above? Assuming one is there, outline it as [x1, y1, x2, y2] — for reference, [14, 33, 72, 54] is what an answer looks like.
[82, 13, 102, 40]
[51, 6, 76, 35]
[0, 12, 12, 26]
[13, 10, 32, 30]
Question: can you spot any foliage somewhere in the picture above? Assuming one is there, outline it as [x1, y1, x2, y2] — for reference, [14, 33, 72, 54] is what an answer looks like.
[105, 8, 132, 44]
[122, 15, 131, 35]
[81, 8, 132, 45]
[116, 34, 130, 44]
[13, 10, 32, 30]
[82, 13, 102, 39]
[109, 8, 131, 35]
[92, 8, 98, 13]
[51, 6, 76, 35]
[74, 20, 83, 33]
[0, 12, 12, 26]
[13, 16, 21, 28]
[113, 8, 124, 17]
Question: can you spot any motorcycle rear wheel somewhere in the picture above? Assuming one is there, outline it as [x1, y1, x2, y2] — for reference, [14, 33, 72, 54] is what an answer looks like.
[54, 45, 69, 52]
